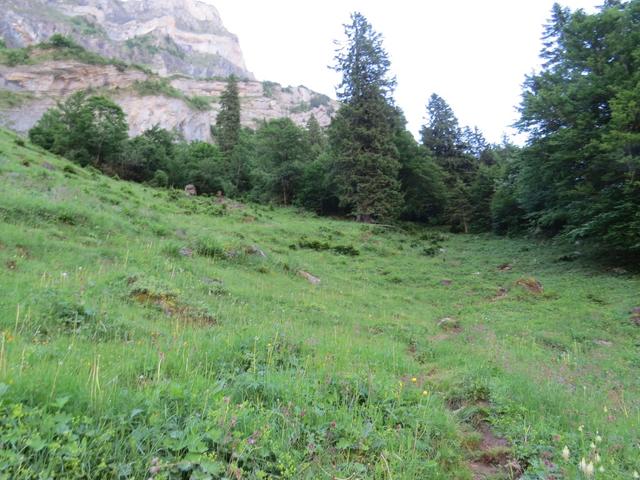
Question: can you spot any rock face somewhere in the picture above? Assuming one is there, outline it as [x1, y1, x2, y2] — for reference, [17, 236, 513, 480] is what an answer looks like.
[0, 60, 338, 141]
[0, 0, 253, 79]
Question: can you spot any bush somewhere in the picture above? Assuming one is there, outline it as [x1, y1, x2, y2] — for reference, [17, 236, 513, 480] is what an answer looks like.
[150, 169, 169, 187]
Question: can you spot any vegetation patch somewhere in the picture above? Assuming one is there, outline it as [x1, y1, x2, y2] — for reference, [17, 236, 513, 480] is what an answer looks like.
[294, 236, 360, 256]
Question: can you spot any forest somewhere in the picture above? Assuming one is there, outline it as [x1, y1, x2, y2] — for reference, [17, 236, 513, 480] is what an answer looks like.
[25, 2, 640, 260]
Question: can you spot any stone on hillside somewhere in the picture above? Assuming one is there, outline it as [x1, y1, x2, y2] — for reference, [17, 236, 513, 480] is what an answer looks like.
[246, 245, 267, 258]
[516, 278, 543, 294]
[437, 317, 460, 331]
[179, 247, 193, 257]
[498, 263, 513, 272]
[631, 307, 640, 326]
[298, 270, 321, 285]
[441, 279, 453, 286]
[184, 184, 197, 196]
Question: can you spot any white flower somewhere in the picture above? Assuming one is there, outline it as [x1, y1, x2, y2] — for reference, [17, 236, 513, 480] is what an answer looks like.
[562, 445, 570, 461]
[594, 453, 601, 464]
[579, 458, 587, 472]
[590, 442, 596, 450]
[578, 425, 584, 433]
[595, 434, 602, 443]
[603, 405, 608, 413]
[585, 462, 594, 477]
[598, 466, 605, 473]
[634, 471, 639, 479]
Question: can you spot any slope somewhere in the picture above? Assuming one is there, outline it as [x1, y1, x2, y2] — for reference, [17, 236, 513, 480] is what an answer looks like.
[0, 128, 638, 479]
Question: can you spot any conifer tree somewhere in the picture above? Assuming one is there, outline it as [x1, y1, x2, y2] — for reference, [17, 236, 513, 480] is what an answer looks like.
[215, 74, 241, 155]
[329, 12, 403, 222]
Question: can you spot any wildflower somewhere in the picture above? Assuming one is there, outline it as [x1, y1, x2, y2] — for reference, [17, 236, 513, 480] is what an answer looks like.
[578, 425, 584, 433]
[633, 471, 639, 479]
[595, 434, 602, 443]
[590, 442, 596, 450]
[422, 390, 429, 396]
[598, 466, 605, 473]
[411, 377, 417, 383]
[579, 458, 587, 472]
[603, 405, 608, 413]
[585, 462, 594, 477]
[562, 445, 570, 461]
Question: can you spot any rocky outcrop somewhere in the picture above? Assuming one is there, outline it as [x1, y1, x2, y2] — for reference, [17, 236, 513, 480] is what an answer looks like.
[0, 0, 253, 79]
[0, 60, 338, 141]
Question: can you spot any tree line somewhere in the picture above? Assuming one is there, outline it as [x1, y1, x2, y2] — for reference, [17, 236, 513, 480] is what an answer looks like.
[28, 2, 640, 259]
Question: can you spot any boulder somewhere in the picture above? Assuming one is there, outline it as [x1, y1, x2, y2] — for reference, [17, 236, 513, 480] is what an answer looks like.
[298, 270, 321, 285]
[184, 184, 197, 196]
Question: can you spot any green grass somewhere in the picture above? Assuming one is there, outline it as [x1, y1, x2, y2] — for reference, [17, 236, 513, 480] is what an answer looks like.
[133, 79, 213, 111]
[0, 90, 35, 109]
[0, 127, 638, 479]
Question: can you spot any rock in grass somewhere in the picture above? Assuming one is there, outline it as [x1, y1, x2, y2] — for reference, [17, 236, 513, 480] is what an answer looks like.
[246, 245, 267, 258]
[184, 184, 197, 196]
[437, 317, 460, 331]
[441, 279, 453, 286]
[515, 277, 543, 294]
[631, 307, 640, 326]
[298, 270, 321, 285]
[179, 247, 194, 257]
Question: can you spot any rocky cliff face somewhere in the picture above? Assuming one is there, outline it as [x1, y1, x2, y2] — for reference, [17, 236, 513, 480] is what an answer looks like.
[0, 0, 253, 79]
[0, 60, 338, 141]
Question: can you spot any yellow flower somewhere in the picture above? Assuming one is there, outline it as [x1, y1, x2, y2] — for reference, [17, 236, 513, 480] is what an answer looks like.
[422, 390, 429, 396]
[411, 377, 417, 383]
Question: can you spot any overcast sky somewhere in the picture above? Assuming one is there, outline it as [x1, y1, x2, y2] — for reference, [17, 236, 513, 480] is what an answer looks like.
[211, 1, 602, 143]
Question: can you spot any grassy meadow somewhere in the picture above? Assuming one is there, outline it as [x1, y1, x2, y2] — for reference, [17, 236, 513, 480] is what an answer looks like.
[0, 127, 638, 479]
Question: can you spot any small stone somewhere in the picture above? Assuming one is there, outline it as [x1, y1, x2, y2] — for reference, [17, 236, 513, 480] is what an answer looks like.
[41, 161, 56, 171]
[184, 184, 197, 196]
[298, 270, 321, 285]
[179, 247, 193, 257]
[437, 317, 460, 331]
[246, 245, 267, 258]
[516, 277, 543, 294]
[441, 279, 452, 286]
[498, 263, 513, 272]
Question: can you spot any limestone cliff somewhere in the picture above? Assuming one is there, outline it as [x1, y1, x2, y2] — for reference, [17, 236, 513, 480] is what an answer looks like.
[0, 60, 338, 141]
[0, 0, 253, 79]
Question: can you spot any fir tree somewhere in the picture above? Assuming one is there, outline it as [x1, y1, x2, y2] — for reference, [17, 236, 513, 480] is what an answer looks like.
[329, 12, 403, 222]
[215, 74, 241, 155]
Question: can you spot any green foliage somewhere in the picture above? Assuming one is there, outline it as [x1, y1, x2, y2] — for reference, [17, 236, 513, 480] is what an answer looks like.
[251, 118, 311, 205]
[133, 79, 212, 111]
[214, 75, 241, 154]
[330, 12, 403, 222]
[0, 90, 35, 109]
[2, 48, 30, 66]
[261, 80, 279, 98]
[29, 91, 128, 168]
[515, 1, 640, 257]
[396, 130, 447, 222]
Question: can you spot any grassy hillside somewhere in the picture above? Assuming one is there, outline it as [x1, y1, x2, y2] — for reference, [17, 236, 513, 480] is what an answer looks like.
[0, 127, 638, 479]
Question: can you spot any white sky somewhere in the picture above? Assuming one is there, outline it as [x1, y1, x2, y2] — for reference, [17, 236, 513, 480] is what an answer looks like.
[210, 0, 603, 143]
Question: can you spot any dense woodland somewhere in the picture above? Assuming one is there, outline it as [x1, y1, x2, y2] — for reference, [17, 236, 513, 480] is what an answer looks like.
[27, 1, 640, 259]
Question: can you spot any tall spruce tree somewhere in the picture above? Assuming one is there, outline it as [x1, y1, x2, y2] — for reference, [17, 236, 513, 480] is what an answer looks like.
[329, 12, 403, 222]
[516, 1, 640, 255]
[215, 74, 241, 155]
